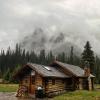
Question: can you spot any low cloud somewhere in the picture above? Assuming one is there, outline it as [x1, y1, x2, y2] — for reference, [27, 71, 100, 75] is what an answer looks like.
[0, 0, 100, 54]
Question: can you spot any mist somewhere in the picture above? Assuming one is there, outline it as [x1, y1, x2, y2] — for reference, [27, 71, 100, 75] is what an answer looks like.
[0, 0, 100, 54]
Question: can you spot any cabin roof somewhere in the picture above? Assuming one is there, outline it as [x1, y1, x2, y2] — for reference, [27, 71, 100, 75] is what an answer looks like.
[14, 61, 95, 80]
[51, 61, 95, 77]
[28, 63, 69, 78]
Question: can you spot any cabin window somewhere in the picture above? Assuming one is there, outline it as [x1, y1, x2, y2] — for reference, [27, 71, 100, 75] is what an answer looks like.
[52, 79, 55, 85]
[32, 76, 35, 84]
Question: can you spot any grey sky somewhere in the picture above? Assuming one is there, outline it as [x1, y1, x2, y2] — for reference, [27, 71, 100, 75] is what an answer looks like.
[0, 0, 100, 54]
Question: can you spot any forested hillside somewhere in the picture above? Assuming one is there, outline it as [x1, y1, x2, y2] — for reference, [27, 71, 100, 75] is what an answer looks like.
[0, 42, 100, 83]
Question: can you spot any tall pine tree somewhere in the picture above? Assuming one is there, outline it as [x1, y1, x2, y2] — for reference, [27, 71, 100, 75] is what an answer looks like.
[69, 46, 74, 64]
[81, 41, 95, 73]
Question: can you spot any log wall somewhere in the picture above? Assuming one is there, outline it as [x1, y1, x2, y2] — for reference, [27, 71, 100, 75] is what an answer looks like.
[35, 74, 43, 88]
[19, 73, 43, 94]
[45, 79, 66, 94]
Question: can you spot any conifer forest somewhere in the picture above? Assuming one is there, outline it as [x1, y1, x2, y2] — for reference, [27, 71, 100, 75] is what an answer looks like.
[0, 41, 100, 83]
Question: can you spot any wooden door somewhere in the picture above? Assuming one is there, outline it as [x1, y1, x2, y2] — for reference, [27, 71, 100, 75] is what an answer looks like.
[30, 76, 35, 94]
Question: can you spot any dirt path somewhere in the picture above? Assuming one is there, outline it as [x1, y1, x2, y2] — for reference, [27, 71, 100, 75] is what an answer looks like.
[0, 92, 49, 100]
[0, 92, 34, 100]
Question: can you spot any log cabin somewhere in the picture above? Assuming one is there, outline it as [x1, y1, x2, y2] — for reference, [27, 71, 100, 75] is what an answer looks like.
[14, 61, 95, 98]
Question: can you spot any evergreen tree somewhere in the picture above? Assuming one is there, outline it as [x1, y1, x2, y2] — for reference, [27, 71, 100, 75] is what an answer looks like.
[47, 51, 54, 64]
[26, 51, 30, 62]
[69, 46, 74, 64]
[39, 50, 46, 64]
[57, 52, 66, 63]
[95, 56, 100, 83]
[81, 41, 95, 73]
[61, 52, 66, 62]
[3, 68, 11, 82]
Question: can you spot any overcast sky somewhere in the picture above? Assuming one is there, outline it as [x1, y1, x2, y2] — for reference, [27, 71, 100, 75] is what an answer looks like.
[0, 0, 100, 54]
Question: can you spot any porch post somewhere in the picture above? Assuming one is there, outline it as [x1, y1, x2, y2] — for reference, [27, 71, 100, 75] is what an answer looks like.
[88, 77, 92, 91]
[79, 78, 83, 90]
[92, 78, 94, 90]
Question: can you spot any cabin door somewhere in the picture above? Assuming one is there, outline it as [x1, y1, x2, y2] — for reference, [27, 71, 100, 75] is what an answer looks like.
[30, 76, 35, 94]
[29, 71, 36, 94]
